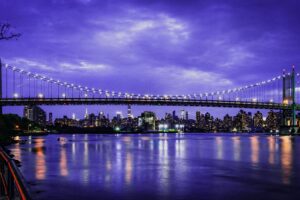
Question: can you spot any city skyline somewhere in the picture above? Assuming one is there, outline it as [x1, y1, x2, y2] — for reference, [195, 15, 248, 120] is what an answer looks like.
[22, 104, 285, 133]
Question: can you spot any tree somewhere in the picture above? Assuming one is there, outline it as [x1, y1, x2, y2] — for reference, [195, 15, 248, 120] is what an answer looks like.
[0, 23, 21, 40]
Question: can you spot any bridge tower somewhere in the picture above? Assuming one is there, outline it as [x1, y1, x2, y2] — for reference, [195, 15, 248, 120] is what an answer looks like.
[282, 66, 297, 133]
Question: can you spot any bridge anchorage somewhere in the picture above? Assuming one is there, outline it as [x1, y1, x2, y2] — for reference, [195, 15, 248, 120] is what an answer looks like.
[0, 58, 300, 134]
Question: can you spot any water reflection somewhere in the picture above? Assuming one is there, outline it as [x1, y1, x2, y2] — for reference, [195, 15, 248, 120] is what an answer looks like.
[12, 136, 22, 162]
[60, 147, 68, 177]
[34, 138, 46, 180]
[216, 137, 223, 160]
[281, 136, 292, 185]
[268, 136, 276, 165]
[175, 138, 186, 158]
[158, 138, 169, 195]
[125, 152, 133, 185]
[232, 136, 241, 161]
[250, 136, 259, 166]
[9, 134, 300, 200]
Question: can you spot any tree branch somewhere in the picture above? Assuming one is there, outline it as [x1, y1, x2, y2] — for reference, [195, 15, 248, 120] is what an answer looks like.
[0, 23, 21, 40]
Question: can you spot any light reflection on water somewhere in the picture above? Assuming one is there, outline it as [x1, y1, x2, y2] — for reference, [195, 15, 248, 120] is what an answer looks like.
[281, 136, 292, 185]
[34, 138, 46, 181]
[8, 134, 300, 200]
[268, 136, 276, 165]
[250, 136, 259, 166]
[232, 136, 240, 161]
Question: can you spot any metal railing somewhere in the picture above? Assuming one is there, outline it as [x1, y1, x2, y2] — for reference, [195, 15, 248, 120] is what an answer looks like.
[0, 146, 31, 200]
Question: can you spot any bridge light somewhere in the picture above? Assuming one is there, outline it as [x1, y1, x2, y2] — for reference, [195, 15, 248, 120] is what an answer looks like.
[283, 99, 288, 105]
[13, 93, 19, 98]
[235, 97, 239, 101]
[218, 96, 222, 100]
[62, 93, 66, 98]
[84, 93, 88, 97]
[38, 93, 44, 98]
[252, 98, 257, 102]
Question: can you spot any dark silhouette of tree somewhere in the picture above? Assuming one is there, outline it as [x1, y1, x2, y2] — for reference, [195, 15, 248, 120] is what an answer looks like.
[0, 23, 21, 40]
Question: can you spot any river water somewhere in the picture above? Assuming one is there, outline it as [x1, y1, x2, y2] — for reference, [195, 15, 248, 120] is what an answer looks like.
[8, 133, 300, 200]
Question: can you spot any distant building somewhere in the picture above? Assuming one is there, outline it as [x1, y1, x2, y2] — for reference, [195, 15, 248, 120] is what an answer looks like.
[55, 115, 79, 127]
[139, 111, 156, 131]
[84, 108, 89, 119]
[266, 110, 280, 131]
[48, 112, 53, 125]
[172, 110, 176, 120]
[128, 105, 132, 118]
[223, 114, 233, 132]
[180, 110, 188, 120]
[232, 110, 252, 132]
[253, 111, 264, 131]
[23, 105, 46, 126]
[116, 111, 122, 121]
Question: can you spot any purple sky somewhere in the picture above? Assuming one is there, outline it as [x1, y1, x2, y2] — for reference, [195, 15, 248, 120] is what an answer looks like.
[1, 0, 300, 119]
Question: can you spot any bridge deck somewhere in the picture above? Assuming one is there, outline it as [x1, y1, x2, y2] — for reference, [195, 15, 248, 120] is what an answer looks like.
[0, 98, 296, 110]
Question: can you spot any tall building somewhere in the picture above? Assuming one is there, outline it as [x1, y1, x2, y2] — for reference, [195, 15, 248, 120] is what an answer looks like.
[253, 111, 264, 131]
[185, 111, 189, 120]
[128, 105, 132, 118]
[116, 111, 122, 121]
[266, 110, 280, 131]
[23, 105, 46, 126]
[233, 110, 251, 132]
[196, 111, 201, 124]
[140, 111, 156, 131]
[84, 108, 89, 119]
[48, 112, 53, 125]
[223, 114, 233, 132]
[180, 110, 188, 120]
[172, 110, 176, 120]
[180, 110, 185, 120]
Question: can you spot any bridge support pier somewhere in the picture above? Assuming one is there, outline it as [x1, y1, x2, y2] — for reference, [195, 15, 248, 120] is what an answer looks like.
[280, 66, 298, 135]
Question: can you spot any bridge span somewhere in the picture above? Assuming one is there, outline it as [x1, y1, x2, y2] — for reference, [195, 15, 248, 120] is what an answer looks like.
[0, 97, 296, 110]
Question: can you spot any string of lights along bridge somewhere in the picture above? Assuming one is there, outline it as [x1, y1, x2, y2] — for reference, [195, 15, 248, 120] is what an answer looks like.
[0, 59, 300, 115]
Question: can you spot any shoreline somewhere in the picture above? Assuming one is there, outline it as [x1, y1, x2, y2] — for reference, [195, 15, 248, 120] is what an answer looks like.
[13, 131, 298, 136]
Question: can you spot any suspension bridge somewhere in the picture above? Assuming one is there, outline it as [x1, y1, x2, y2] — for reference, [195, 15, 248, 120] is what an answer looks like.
[0, 59, 299, 129]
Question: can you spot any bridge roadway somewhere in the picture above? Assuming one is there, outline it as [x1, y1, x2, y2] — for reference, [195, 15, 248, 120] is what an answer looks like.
[0, 97, 298, 110]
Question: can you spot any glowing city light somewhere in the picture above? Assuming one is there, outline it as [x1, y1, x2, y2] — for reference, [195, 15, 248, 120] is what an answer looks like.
[13, 93, 19, 98]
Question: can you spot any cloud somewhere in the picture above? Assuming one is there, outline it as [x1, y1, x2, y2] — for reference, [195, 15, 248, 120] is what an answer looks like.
[7, 58, 55, 72]
[140, 65, 233, 94]
[94, 12, 190, 47]
[59, 61, 111, 72]
[5, 58, 112, 77]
